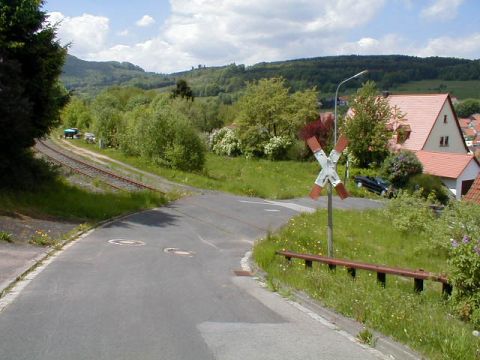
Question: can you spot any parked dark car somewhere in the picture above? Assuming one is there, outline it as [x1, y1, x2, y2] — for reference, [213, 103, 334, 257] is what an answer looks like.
[354, 176, 393, 197]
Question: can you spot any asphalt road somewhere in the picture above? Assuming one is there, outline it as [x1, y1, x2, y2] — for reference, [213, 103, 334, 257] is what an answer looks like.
[0, 193, 385, 360]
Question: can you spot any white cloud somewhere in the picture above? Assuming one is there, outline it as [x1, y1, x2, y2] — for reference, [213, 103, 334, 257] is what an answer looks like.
[94, 0, 386, 72]
[421, 0, 464, 21]
[419, 33, 480, 58]
[136, 15, 155, 27]
[47, 12, 109, 56]
[338, 34, 411, 55]
[118, 29, 129, 36]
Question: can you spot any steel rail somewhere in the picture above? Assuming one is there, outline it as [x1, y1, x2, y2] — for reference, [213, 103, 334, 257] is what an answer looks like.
[35, 139, 158, 192]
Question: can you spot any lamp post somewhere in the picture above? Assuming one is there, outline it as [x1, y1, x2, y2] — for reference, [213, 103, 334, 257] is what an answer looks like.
[326, 70, 368, 258]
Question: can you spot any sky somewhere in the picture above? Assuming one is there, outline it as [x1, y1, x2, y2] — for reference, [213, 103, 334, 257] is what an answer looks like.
[43, 0, 480, 74]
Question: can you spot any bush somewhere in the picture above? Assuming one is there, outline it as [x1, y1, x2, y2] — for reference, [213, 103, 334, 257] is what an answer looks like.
[118, 99, 205, 171]
[286, 140, 310, 161]
[164, 124, 205, 171]
[383, 190, 435, 233]
[239, 127, 270, 158]
[210, 128, 242, 156]
[382, 150, 423, 187]
[427, 201, 480, 255]
[263, 136, 293, 160]
[448, 235, 480, 327]
[406, 174, 450, 204]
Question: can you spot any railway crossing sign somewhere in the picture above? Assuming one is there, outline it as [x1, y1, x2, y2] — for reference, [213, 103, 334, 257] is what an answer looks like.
[307, 134, 349, 200]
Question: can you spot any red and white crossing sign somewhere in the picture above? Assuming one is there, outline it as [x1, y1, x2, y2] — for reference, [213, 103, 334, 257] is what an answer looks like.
[307, 134, 349, 200]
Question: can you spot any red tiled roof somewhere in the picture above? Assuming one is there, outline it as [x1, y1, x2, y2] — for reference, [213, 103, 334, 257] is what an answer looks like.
[415, 150, 476, 179]
[464, 175, 480, 204]
[459, 118, 471, 128]
[471, 114, 480, 122]
[464, 128, 477, 138]
[387, 94, 449, 151]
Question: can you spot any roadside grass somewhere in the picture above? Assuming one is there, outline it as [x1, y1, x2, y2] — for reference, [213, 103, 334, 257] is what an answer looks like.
[253, 209, 480, 360]
[59, 138, 381, 200]
[391, 80, 480, 99]
[0, 231, 13, 243]
[0, 178, 169, 222]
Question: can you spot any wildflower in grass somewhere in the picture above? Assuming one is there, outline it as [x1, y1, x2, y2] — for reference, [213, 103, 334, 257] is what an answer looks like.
[462, 235, 471, 244]
[474, 245, 480, 256]
[451, 239, 459, 248]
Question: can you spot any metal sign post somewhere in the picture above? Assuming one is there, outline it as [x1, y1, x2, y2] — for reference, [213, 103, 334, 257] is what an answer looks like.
[307, 134, 349, 257]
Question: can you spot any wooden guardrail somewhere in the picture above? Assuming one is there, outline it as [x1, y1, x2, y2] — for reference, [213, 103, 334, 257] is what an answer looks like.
[276, 250, 452, 295]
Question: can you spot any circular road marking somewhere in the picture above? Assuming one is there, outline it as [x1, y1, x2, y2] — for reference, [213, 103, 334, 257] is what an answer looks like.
[108, 239, 146, 246]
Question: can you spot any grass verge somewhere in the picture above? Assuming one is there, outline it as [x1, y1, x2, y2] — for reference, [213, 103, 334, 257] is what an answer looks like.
[0, 178, 170, 222]
[59, 138, 381, 200]
[253, 209, 480, 360]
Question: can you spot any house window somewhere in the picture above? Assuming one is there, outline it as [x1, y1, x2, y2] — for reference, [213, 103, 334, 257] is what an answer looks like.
[440, 136, 449, 147]
[443, 115, 448, 123]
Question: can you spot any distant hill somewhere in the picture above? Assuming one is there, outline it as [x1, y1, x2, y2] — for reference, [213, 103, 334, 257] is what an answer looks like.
[61, 55, 175, 97]
[61, 54, 480, 100]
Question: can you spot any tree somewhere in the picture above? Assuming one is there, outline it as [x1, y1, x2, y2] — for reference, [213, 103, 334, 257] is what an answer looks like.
[0, 0, 68, 187]
[455, 99, 480, 118]
[342, 81, 392, 168]
[171, 79, 194, 101]
[237, 77, 318, 139]
[61, 97, 92, 129]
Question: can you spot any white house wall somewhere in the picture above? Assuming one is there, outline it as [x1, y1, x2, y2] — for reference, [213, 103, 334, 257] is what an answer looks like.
[423, 101, 467, 154]
[441, 160, 480, 200]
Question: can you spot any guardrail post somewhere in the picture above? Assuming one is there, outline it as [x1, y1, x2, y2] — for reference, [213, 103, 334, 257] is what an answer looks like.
[347, 267, 356, 279]
[305, 260, 313, 269]
[328, 264, 336, 271]
[442, 283, 452, 296]
[285, 256, 291, 262]
[414, 278, 424, 293]
[377, 272, 386, 287]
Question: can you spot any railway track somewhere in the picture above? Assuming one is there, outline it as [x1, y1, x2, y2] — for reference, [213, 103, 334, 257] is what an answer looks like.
[35, 139, 158, 192]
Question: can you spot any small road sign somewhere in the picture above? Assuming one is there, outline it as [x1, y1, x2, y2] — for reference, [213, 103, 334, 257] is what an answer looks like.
[307, 135, 349, 200]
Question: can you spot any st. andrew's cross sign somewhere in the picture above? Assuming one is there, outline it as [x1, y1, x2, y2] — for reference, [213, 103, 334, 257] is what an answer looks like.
[307, 134, 349, 200]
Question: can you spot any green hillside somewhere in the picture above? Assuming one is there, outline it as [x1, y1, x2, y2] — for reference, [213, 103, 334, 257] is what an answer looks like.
[61, 54, 480, 100]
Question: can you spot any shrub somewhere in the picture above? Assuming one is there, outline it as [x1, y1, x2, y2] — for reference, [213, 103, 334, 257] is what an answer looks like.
[239, 127, 270, 158]
[406, 174, 450, 204]
[427, 201, 480, 255]
[384, 190, 435, 233]
[119, 101, 205, 171]
[286, 140, 310, 161]
[263, 136, 293, 160]
[210, 128, 242, 156]
[448, 235, 480, 327]
[164, 124, 206, 171]
[382, 150, 423, 187]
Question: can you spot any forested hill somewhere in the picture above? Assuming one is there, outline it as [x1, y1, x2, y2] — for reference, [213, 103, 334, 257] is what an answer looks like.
[61, 55, 175, 97]
[62, 54, 480, 99]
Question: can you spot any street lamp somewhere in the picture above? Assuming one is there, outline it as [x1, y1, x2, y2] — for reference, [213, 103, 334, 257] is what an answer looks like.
[334, 70, 368, 143]
[326, 70, 368, 258]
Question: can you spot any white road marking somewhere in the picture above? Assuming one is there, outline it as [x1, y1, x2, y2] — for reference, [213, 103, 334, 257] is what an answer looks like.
[264, 209, 280, 212]
[198, 235, 221, 251]
[265, 200, 316, 213]
[239, 199, 315, 213]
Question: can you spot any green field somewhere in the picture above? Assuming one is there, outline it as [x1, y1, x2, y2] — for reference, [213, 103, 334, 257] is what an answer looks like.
[254, 208, 479, 360]
[392, 80, 480, 99]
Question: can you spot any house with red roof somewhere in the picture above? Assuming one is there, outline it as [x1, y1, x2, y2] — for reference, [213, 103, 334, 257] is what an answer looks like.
[464, 175, 480, 204]
[386, 94, 480, 200]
